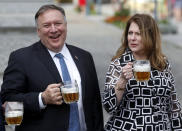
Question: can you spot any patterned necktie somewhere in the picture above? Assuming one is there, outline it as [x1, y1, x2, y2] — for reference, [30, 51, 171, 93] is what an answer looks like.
[55, 53, 80, 131]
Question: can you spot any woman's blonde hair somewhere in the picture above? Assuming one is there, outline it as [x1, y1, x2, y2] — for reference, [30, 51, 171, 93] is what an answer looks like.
[112, 13, 166, 71]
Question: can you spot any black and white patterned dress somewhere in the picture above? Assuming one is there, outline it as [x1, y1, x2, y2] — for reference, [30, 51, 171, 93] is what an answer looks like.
[103, 49, 182, 131]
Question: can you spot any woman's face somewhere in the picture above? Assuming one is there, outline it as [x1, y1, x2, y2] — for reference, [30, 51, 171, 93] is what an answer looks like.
[128, 22, 145, 58]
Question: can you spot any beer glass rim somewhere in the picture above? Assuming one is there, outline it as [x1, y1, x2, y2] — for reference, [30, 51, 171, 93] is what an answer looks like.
[133, 60, 150, 66]
[5, 101, 23, 108]
[63, 79, 77, 84]
[134, 60, 150, 62]
[6, 101, 23, 104]
[5, 102, 23, 107]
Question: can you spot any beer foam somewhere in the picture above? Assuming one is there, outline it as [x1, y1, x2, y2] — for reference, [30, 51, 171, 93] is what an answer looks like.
[134, 65, 150, 72]
[61, 87, 78, 93]
[6, 111, 23, 117]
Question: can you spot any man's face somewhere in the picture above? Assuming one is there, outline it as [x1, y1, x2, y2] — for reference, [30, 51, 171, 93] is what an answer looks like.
[37, 9, 67, 52]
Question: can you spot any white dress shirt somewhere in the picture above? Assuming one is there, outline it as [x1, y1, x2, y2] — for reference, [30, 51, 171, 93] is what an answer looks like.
[39, 44, 87, 131]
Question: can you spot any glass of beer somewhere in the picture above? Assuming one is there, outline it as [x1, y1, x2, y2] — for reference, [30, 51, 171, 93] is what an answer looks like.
[133, 60, 151, 82]
[61, 80, 79, 104]
[5, 102, 23, 126]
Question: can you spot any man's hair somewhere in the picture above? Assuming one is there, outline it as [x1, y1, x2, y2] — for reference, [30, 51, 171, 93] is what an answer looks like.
[35, 4, 66, 26]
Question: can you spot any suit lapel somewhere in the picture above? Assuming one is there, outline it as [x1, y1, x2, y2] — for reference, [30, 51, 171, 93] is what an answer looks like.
[67, 45, 86, 100]
[34, 41, 62, 83]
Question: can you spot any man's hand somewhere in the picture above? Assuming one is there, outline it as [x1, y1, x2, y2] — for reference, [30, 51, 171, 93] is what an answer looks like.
[42, 83, 63, 105]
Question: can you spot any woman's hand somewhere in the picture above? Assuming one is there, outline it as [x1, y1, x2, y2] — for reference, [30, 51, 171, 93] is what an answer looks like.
[116, 62, 133, 91]
[121, 62, 133, 80]
[115, 62, 134, 104]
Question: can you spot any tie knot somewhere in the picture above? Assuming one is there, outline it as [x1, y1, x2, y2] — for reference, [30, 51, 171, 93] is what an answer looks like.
[55, 53, 64, 59]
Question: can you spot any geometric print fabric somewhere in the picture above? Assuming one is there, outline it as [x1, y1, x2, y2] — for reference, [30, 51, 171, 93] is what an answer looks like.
[103, 49, 182, 131]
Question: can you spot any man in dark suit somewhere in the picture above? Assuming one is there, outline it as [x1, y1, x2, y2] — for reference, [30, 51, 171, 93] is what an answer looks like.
[1, 4, 103, 131]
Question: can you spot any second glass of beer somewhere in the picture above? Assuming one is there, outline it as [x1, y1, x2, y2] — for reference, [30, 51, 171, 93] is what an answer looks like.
[61, 80, 79, 104]
[5, 101, 23, 126]
[133, 60, 151, 82]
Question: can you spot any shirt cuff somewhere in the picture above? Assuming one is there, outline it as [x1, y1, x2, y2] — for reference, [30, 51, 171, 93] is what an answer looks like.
[39, 93, 47, 109]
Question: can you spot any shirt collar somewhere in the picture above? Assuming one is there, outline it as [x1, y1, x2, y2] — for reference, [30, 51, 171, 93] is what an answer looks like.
[48, 44, 70, 60]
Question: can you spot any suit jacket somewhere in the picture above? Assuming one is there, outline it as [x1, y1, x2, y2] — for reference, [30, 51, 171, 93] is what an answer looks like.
[0, 98, 5, 131]
[1, 41, 103, 131]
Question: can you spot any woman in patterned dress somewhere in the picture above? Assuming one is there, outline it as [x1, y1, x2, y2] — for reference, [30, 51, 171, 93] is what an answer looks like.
[103, 13, 182, 131]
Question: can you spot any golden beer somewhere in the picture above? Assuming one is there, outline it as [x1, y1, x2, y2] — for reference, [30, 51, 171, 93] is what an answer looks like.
[133, 60, 151, 82]
[134, 72, 150, 81]
[5, 111, 23, 125]
[61, 80, 79, 104]
[62, 92, 79, 103]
